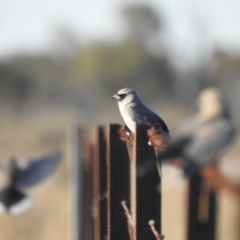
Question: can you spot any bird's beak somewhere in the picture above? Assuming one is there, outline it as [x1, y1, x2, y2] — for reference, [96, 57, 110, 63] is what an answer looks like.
[111, 94, 121, 100]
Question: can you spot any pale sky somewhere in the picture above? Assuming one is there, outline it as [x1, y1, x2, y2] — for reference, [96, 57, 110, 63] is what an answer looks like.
[1, 0, 240, 63]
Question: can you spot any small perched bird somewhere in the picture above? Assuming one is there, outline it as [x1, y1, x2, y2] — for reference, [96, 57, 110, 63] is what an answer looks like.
[111, 88, 170, 140]
[0, 151, 62, 215]
[156, 88, 236, 176]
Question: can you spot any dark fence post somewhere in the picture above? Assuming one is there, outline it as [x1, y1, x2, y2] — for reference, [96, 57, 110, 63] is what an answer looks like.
[106, 124, 130, 240]
[71, 127, 93, 240]
[134, 124, 162, 240]
[187, 174, 216, 240]
[81, 129, 94, 240]
[93, 126, 107, 240]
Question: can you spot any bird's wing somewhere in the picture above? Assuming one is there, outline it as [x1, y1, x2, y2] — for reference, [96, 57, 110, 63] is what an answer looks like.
[128, 107, 170, 134]
[15, 151, 62, 188]
[185, 119, 235, 166]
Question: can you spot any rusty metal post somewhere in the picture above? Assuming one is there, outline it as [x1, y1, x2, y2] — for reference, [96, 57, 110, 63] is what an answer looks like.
[187, 174, 216, 240]
[71, 127, 93, 240]
[93, 126, 107, 240]
[106, 124, 130, 240]
[81, 129, 94, 240]
[134, 124, 162, 240]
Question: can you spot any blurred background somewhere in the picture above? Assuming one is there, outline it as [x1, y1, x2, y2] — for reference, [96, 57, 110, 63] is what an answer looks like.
[0, 0, 240, 239]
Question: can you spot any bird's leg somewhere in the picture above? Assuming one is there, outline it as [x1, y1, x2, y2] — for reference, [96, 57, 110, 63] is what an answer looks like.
[118, 126, 134, 147]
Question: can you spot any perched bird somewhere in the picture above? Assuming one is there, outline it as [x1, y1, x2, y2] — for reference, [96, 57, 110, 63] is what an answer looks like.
[0, 151, 62, 215]
[111, 88, 170, 140]
[156, 88, 236, 176]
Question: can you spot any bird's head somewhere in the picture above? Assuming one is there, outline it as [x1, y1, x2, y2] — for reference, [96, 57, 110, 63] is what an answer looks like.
[196, 88, 229, 119]
[111, 88, 141, 106]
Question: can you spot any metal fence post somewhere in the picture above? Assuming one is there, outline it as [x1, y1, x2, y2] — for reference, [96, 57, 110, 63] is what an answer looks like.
[187, 174, 216, 240]
[71, 127, 93, 240]
[93, 126, 107, 240]
[106, 124, 130, 240]
[81, 129, 94, 240]
[134, 124, 162, 240]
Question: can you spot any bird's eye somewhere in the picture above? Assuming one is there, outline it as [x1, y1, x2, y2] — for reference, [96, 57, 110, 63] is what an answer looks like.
[119, 94, 127, 99]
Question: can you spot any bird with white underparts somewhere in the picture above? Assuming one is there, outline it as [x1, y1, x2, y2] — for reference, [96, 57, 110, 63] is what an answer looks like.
[0, 151, 62, 215]
[111, 88, 170, 141]
[154, 88, 236, 176]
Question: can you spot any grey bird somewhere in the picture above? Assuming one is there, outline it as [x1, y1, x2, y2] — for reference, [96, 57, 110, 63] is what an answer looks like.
[111, 88, 170, 140]
[0, 151, 62, 215]
[155, 88, 236, 176]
